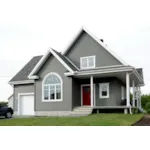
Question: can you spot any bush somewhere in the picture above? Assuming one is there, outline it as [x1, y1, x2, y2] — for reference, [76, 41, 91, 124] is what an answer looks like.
[141, 94, 150, 110]
[0, 101, 8, 107]
[146, 102, 150, 114]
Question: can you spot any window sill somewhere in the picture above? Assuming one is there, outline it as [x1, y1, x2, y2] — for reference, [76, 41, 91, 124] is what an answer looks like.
[99, 97, 109, 99]
[42, 99, 63, 102]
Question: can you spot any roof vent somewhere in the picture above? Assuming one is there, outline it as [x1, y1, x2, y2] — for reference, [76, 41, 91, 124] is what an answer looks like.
[100, 39, 104, 42]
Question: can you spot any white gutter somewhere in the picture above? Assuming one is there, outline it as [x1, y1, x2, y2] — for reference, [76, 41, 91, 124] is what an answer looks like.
[65, 67, 134, 77]
[8, 80, 34, 85]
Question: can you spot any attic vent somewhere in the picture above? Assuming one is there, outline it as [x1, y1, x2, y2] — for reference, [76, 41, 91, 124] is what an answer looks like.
[100, 39, 104, 42]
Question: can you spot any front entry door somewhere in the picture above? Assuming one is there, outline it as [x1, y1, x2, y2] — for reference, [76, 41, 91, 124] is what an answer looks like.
[82, 86, 91, 106]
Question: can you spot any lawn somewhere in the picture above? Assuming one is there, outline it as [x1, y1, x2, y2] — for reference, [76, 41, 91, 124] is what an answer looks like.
[0, 114, 143, 126]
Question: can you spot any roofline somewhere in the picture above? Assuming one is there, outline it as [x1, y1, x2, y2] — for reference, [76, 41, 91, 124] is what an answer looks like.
[28, 48, 74, 79]
[28, 50, 50, 78]
[50, 49, 74, 73]
[133, 69, 144, 85]
[8, 80, 34, 85]
[62, 26, 128, 65]
[65, 66, 134, 76]
[8, 94, 13, 100]
[65, 66, 144, 85]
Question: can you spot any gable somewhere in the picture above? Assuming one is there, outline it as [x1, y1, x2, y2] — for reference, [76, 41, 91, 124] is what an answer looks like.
[65, 31, 123, 68]
[37, 55, 69, 79]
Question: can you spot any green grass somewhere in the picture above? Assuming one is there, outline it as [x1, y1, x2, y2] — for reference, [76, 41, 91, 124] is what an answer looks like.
[0, 114, 143, 126]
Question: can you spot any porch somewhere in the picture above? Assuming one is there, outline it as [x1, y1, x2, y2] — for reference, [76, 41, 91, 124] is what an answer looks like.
[72, 69, 143, 114]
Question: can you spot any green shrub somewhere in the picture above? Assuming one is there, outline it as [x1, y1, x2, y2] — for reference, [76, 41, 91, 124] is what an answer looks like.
[141, 94, 150, 110]
[0, 101, 8, 107]
[146, 102, 150, 114]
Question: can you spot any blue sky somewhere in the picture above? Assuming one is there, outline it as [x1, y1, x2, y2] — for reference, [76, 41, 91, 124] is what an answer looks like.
[0, 0, 150, 101]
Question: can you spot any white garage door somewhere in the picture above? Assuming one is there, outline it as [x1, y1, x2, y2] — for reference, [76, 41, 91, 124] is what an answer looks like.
[19, 94, 34, 115]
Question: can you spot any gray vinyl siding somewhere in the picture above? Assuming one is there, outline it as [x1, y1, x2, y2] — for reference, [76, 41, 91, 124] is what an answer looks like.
[66, 32, 122, 68]
[95, 78, 124, 106]
[72, 77, 125, 108]
[72, 78, 81, 108]
[35, 55, 72, 111]
[13, 84, 34, 111]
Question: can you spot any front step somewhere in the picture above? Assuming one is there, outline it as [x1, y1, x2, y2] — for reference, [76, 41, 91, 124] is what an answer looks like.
[71, 106, 93, 116]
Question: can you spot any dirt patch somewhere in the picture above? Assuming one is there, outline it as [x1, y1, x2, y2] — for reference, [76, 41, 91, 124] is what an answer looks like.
[132, 115, 150, 126]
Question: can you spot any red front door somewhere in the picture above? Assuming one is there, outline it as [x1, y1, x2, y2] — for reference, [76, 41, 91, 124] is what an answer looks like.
[82, 86, 91, 106]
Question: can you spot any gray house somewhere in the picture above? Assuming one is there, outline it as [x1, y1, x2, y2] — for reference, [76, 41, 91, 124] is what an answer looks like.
[9, 27, 144, 116]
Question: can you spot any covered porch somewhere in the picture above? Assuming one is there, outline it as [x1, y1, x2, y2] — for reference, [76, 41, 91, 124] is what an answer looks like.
[72, 66, 144, 114]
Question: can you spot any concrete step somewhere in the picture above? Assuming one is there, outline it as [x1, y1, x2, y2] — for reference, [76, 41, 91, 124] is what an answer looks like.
[72, 106, 93, 116]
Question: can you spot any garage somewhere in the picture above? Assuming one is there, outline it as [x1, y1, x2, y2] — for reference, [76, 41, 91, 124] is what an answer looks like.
[18, 93, 34, 115]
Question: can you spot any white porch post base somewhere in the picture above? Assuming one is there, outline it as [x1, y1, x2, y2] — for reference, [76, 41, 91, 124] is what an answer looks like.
[97, 109, 99, 114]
[124, 109, 128, 114]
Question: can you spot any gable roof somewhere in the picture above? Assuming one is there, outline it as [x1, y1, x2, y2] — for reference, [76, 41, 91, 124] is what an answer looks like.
[28, 48, 76, 79]
[53, 49, 78, 71]
[9, 55, 42, 82]
[62, 26, 128, 65]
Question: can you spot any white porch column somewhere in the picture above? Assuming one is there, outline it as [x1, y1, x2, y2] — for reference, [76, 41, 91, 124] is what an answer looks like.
[132, 80, 135, 107]
[126, 72, 130, 106]
[139, 87, 141, 108]
[90, 76, 94, 107]
[136, 86, 139, 108]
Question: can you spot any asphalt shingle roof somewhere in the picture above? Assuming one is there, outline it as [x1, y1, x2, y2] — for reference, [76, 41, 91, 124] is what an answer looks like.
[9, 55, 42, 82]
[9, 49, 79, 82]
[53, 49, 78, 71]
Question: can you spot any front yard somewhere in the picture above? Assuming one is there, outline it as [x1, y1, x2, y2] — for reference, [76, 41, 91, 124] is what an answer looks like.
[0, 114, 143, 126]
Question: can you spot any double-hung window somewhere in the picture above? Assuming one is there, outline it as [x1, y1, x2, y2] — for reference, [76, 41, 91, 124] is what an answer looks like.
[99, 83, 109, 98]
[80, 56, 95, 69]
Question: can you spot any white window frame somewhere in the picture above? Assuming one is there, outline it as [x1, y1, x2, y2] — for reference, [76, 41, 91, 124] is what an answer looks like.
[99, 83, 109, 98]
[42, 72, 63, 102]
[80, 56, 96, 69]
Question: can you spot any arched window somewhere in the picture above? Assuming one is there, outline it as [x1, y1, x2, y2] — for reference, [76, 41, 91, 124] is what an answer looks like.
[42, 73, 62, 101]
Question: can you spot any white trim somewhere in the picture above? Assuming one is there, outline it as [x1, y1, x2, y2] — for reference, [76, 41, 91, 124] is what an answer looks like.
[49, 49, 74, 73]
[28, 48, 74, 79]
[79, 64, 125, 70]
[28, 49, 50, 78]
[18, 93, 34, 115]
[75, 68, 133, 76]
[9, 80, 34, 85]
[81, 84, 96, 106]
[64, 56, 79, 70]
[65, 66, 134, 76]
[133, 69, 144, 84]
[99, 83, 109, 99]
[90, 76, 94, 107]
[80, 55, 96, 69]
[132, 80, 135, 107]
[126, 72, 130, 106]
[62, 27, 83, 55]
[42, 72, 63, 102]
[62, 26, 128, 65]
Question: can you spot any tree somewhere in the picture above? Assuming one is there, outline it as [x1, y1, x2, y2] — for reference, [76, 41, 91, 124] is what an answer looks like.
[141, 94, 150, 110]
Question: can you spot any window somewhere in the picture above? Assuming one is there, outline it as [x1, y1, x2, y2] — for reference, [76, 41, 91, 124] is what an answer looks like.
[99, 83, 109, 98]
[42, 73, 62, 101]
[80, 56, 95, 69]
